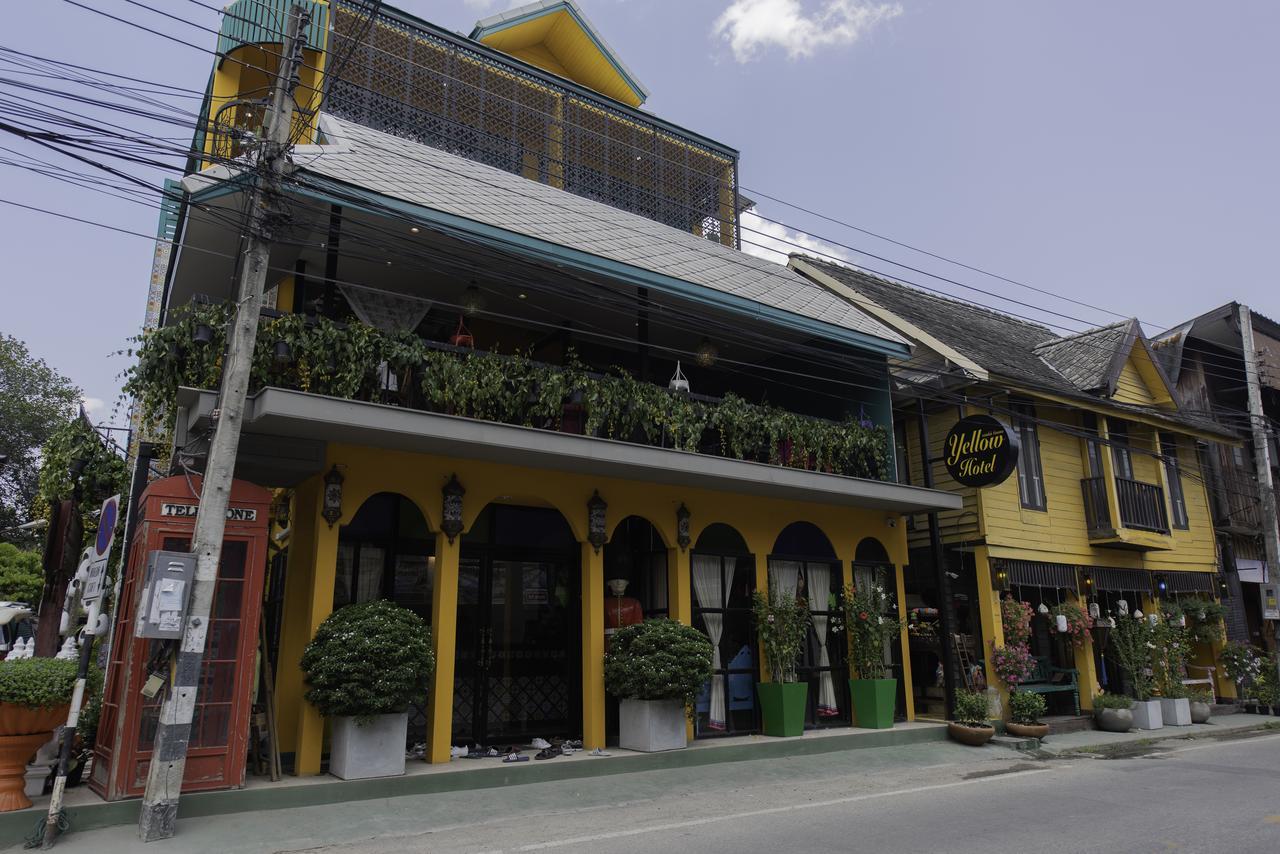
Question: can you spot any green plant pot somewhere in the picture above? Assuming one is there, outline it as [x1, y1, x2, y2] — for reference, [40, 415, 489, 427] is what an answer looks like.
[849, 678, 897, 729]
[758, 681, 807, 737]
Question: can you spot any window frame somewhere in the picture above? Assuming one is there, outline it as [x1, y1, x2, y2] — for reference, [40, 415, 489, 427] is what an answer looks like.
[1160, 432, 1190, 529]
[1109, 419, 1135, 481]
[1011, 400, 1047, 511]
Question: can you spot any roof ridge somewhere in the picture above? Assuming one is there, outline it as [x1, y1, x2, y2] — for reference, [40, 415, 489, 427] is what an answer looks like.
[797, 254, 1057, 338]
[1035, 318, 1133, 351]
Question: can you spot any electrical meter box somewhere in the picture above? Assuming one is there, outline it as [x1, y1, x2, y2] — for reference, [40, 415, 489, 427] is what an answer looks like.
[135, 550, 196, 639]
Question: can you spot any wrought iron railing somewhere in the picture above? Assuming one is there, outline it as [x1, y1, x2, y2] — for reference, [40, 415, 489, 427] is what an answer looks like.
[1115, 477, 1170, 534]
[1080, 476, 1111, 533]
[325, 1, 740, 246]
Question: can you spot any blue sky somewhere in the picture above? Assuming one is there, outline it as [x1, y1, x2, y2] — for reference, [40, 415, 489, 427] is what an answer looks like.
[3, 0, 1277, 426]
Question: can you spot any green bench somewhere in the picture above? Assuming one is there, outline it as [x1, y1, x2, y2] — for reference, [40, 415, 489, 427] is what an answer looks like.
[1019, 656, 1080, 715]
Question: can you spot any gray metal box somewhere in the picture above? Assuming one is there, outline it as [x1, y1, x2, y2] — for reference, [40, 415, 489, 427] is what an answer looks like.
[135, 550, 196, 639]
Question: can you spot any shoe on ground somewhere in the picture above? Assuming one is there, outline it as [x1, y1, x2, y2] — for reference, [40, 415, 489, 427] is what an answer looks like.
[530, 737, 551, 750]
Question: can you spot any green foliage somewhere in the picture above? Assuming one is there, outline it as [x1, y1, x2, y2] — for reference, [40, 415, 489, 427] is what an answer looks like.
[0, 334, 81, 546]
[1220, 641, 1267, 687]
[952, 689, 989, 725]
[34, 416, 129, 543]
[1254, 657, 1280, 707]
[1180, 597, 1227, 646]
[842, 582, 901, 679]
[1049, 601, 1092, 647]
[1009, 690, 1046, 724]
[125, 306, 892, 480]
[77, 665, 105, 745]
[1186, 688, 1213, 706]
[1091, 691, 1135, 711]
[1000, 598, 1032, 649]
[1151, 615, 1190, 698]
[603, 618, 714, 708]
[0, 657, 78, 708]
[0, 543, 43, 604]
[1109, 614, 1155, 700]
[751, 587, 811, 683]
[301, 600, 435, 720]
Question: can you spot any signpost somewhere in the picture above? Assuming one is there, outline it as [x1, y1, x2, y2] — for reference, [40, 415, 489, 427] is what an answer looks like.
[943, 415, 1020, 489]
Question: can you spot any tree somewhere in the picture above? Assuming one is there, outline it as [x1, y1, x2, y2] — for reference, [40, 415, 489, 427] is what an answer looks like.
[0, 542, 43, 604]
[0, 334, 81, 547]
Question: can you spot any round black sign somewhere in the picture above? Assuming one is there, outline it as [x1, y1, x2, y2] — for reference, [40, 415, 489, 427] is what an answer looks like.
[943, 415, 1020, 488]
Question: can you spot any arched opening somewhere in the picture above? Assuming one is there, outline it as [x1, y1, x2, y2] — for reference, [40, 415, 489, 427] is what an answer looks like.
[603, 516, 669, 743]
[334, 492, 435, 748]
[691, 523, 757, 737]
[454, 503, 580, 748]
[770, 522, 846, 728]
[854, 536, 906, 722]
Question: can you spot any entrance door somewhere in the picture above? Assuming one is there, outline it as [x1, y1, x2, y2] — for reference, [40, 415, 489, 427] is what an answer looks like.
[454, 549, 579, 746]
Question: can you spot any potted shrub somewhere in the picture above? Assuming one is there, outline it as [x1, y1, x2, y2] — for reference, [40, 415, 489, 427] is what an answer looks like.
[1159, 684, 1193, 727]
[1219, 641, 1266, 704]
[301, 600, 435, 780]
[0, 657, 78, 811]
[751, 587, 811, 737]
[843, 582, 901, 729]
[948, 689, 994, 746]
[1188, 689, 1213, 724]
[1109, 612, 1163, 730]
[1152, 613, 1192, 726]
[604, 619, 713, 752]
[1006, 691, 1048, 739]
[1092, 691, 1135, 732]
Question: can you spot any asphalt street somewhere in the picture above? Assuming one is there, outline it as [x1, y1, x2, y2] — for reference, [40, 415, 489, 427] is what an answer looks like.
[36, 729, 1280, 854]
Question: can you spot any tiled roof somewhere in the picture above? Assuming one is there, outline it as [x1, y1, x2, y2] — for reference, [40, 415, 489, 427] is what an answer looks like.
[298, 116, 907, 350]
[1033, 321, 1132, 393]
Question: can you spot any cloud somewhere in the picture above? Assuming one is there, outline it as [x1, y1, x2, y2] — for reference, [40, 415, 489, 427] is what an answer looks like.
[81, 397, 106, 419]
[739, 209, 854, 266]
[712, 0, 902, 63]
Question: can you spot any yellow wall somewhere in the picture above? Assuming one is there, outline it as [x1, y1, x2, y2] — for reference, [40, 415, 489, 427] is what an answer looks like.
[275, 441, 911, 772]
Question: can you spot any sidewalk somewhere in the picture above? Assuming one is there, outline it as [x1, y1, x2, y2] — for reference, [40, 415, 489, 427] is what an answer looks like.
[1028, 712, 1278, 756]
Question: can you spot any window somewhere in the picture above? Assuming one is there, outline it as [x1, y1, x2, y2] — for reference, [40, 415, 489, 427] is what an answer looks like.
[1161, 432, 1190, 529]
[893, 421, 915, 530]
[1109, 419, 1135, 481]
[1082, 413, 1104, 477]
[1012, 401, 1047, 510]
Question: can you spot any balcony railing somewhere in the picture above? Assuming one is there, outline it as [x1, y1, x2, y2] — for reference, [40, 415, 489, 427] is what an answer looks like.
[1115, 477, 1170, 534]
[1080, 476, 1111, 533]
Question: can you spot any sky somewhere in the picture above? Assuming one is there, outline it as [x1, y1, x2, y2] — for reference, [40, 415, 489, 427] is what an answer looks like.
[2, 0, 1277, 429]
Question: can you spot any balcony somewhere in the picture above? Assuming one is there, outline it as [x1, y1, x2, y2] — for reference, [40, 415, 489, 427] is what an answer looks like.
[1081, 476, 1171, 550]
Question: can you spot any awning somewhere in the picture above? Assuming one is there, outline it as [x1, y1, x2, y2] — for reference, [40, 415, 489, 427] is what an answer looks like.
[1162, 571, 1218, 594]
[1236, 559, 1268, 584]
[1001, 559, 1079, 590]
[1091, 566, 1153, 594]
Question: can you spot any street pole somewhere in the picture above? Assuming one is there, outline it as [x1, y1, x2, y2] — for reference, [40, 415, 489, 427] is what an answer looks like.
[1238, 304, 1280, 686]
[137, 6, 309, 841]
[916, 398, 958, 720]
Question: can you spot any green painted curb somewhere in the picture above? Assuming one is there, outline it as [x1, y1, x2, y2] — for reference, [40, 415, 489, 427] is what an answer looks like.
[2, 725, 944, 845]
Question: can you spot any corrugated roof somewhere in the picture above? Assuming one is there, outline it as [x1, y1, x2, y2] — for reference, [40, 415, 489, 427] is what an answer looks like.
[299, 116, 908, 350]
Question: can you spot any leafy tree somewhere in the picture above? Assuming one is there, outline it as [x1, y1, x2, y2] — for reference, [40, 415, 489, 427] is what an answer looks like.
[0, 334, 81, 546]
[0, 542, 43, 604]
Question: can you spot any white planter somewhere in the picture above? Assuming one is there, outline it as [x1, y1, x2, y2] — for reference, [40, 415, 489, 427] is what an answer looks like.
[1160, 697, 1192, 726]
[329, 712, 408, 780]
[1131, 699, 1164, 730]
[619, 698, 687, 752]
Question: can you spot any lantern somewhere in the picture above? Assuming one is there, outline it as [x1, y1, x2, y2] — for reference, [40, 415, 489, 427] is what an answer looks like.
[676, 503, 691, 551]
[321, 466, 344, 528]
[441, 474, 465, 544]
[587, 490, 607, 553]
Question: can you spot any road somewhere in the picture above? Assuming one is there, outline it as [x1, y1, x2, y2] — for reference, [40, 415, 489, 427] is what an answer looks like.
[46, 729, 1280, 854]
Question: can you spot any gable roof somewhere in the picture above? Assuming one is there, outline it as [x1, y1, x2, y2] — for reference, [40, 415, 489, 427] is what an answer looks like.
[470, 0, 649, 107]
[294, 116, 908, 355]
[791, 255, 1235, 439]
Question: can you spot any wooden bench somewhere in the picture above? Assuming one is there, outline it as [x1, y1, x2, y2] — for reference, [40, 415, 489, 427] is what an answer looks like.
[1182, 664, 1217, 701]
[1019, 656, 1080, 715]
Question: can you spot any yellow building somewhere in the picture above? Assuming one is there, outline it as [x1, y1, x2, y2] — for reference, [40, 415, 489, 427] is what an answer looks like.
[793, 257, 1240, 719]
[140, 0, 960, 777]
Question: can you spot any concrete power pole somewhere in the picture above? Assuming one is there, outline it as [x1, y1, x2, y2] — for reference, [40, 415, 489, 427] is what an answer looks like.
[137, 5, 310, 841]
[1238, 304, 1280, 686]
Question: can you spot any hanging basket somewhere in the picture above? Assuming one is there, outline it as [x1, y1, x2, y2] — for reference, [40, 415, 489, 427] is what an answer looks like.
[449, 315, 474, 349]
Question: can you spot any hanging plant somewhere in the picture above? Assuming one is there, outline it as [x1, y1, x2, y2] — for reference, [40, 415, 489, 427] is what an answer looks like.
[1049, 602, 1093, 648]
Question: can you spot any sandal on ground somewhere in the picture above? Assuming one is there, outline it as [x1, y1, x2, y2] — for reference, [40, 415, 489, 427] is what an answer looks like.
[589, 747, 611, 757]
[534, 747, 559, 760]
[503, 753, 529, 763]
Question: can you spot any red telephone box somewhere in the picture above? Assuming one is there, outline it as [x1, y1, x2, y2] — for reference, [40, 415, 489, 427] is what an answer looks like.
[91, 475, 271, 801]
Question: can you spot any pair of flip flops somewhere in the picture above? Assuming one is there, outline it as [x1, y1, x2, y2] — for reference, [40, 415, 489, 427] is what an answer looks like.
[503, 752, 529, 763]
[534, 745, 563, 760]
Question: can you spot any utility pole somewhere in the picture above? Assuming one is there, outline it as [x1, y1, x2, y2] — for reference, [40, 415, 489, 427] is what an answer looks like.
[916, 398, 958, 720]
[1238, 304, 1280, 689]
[137, 6, 309, 841]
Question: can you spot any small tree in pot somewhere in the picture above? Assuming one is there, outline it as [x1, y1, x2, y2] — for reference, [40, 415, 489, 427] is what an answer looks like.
[843, 582, 901, 729]
[1007, 691, 1048, 739]
[0, 658, 78, 811]
[751, 588, 811, 737]
[302, 600, 435, 779]
[948, 689, 994, 746]
[604, 619, 713, 752]
[1109, 612, 1162, 730]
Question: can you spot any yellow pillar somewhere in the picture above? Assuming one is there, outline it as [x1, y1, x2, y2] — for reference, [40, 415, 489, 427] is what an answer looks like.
[754, 551, 770, 682]
[274, 275, 295, 313]
[581, 542, 606, 748]
[668, 546, 691, 625]
[973, 548, 1005, 711]
[274, 474, 339, 776]
[426, 531, 460, 763]
[1071, 591, 1100, 711]
[893, 562, 916, 721]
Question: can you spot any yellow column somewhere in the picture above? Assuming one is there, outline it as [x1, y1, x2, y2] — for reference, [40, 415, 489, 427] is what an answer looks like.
[668, 546, 691, 625]
[754, 551, 770, 682]
[893, 562, 916, 721]
[1071, 591, 1100, 711]
[581, 542, 605, 748]
[426, 531, 460, 763]
[274, 275, 295, 313]
[973, 548, 1005, 711]
[274, 474, 339, 776]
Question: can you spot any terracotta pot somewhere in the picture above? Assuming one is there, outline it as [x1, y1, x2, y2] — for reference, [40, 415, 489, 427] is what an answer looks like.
[0, 704, 70, 737]
[0, 732, 58, 812]
[1006, 721, 1049, 739]
[947, 722, 995, 746]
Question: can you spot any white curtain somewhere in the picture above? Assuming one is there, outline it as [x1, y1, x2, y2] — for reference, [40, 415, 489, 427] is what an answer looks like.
[806, 562, 838, 716]
[692, 555, 729, 730]
[337, 284, 432, 333]
[769, 559, 802, 599]
[355, 545, 385, 602]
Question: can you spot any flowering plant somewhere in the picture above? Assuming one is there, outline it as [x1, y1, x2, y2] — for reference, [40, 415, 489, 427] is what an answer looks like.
[1001, 598, 1033, 649]
[842, 583, 901, 680]
[990, 642, 1037, 687]
[1108, 613, 1155, 700]
[1049, 602, 1093, 647]
[604, 618, 714, 709]
[751, 588, 811, 683]
[1219, 642, 1266, 690]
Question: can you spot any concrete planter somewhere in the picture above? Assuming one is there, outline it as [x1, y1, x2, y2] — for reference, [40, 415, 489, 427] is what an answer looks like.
[619, 699, 687, 752]
[1094, 707, 1133, 733]
[1189, 700, 1212, 724]
[329, 712, 407, 780]
[1131, 699, 1163, 730]
[1160, 697, 1192, 727]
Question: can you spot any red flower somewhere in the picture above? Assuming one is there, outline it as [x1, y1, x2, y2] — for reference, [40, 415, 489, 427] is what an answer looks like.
[858, 611, 869, 621]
